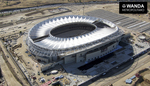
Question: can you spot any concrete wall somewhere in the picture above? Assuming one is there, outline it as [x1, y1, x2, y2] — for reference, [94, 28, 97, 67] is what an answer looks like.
[41, 60, 64, 72]
[41, 64, 52, 72]
[86, 50, 101, 61]
[54, 60, 64, 65]
[64, 39, 120, 63]
[85, 42, 118, 62]
[41, 37, 122, 71]
[36, 56, 49, 63]
[75, 50, 87, 63]
[52, 56, 57, 61]
[64, 55, 75, 64]
[76, 56, 85, 63]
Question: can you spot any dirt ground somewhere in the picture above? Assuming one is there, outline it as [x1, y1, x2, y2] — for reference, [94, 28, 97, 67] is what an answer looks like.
[1, 3, 150, 86]
[14, 35, 41, 75]
[113, 56, 150, 86]
[0, 0, 117, 10]
[1, 63, 21, 86]
[0, 55, 21, 86]
[88, 55, 150, 86]
[14, 35, 70, 86]
[134, 69, 150, 86]
[0, 41, 28, 86]
[109, 55, 150, 86]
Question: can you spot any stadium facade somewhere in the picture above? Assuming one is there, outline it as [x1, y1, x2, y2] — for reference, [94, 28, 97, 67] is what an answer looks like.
[26, 15, 124, 67]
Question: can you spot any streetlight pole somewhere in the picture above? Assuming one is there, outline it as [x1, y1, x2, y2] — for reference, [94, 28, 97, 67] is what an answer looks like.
[83, 7, 84, 15]
[83, 0, 85, 15]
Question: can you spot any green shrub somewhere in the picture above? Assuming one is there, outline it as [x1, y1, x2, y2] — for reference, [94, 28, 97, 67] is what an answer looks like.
[0, 14, 3, 17]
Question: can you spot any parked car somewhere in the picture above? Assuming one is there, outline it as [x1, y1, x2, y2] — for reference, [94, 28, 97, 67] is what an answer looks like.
[53, 79, 56, 82]
[55, 77, 59, 80]
[33, 77, 36, 80]
[47, 72, 51, 76]
[40, 78, 45, 83]
[38, 71, 40, 75]
[59, 75, 64, 79]
[51, 70, 58, 74]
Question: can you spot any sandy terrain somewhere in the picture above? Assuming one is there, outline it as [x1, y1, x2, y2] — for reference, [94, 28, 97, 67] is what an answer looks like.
[0, 40, 29, 86]
[113, 55, 150, 86]
[0, 0, 117, 10]
[14, 34, 70, 85]
[14, 35, 41, 75]
[88, 55, 150, 86]
[0, 50, 21, 86]
[0, 3, 150, 86]
[0, 61, 21, 86]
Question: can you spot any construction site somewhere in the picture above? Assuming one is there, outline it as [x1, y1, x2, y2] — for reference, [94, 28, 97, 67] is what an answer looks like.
[1, 1, 150, 86]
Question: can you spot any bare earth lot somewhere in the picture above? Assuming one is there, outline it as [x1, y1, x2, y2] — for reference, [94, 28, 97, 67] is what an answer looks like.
[1, 3, 150, 86]
[0, 0, 116, 11]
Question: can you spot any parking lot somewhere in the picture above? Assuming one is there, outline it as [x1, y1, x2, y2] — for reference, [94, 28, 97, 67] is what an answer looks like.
[32, 64, 70, 86]
[86, 9, 150, 34]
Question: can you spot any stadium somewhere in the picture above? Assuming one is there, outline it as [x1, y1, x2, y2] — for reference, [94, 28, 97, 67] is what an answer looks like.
[26, 15, 124, 66]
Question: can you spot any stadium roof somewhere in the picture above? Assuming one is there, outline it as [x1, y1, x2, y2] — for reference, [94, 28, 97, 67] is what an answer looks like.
[28, 15, 120, 50]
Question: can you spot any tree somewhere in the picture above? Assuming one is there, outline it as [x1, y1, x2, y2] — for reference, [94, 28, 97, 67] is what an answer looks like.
[19, 31, 22, 35]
